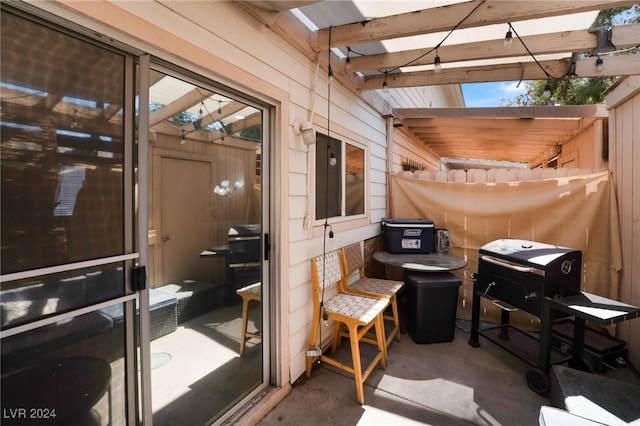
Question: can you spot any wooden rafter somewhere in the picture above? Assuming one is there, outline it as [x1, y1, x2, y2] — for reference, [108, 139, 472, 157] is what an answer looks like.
[313, 0, 638, 50]
[346, 23, 640, 74]
[362, 55, 640, 90]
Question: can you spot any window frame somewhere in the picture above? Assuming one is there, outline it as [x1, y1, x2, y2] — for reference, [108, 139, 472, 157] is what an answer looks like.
[314, 132, 367, 225]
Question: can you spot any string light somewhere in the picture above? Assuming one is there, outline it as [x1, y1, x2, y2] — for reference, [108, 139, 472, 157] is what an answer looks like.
[382, 71, 389, 92]
[542, 80, 552, 99]
[596, 56, 604, 72]
[345, 47, 352, 70]
[329, 150, 337, 166]
[503, 26, 513, 49]
[433, 50, 442, 73]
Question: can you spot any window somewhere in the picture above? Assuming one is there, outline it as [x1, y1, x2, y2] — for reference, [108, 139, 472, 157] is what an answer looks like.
[315, 133, 365, 220]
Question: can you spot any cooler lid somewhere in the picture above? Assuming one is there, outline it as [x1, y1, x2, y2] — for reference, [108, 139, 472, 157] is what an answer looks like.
[382, 218, 434, 228]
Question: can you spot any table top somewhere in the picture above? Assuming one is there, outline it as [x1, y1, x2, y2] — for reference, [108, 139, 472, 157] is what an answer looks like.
[547, 292, 640, 326]
[373, 250, 467, 272]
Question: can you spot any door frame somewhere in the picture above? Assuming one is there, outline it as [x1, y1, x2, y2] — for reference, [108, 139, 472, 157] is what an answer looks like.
[137, 59, 274, 425]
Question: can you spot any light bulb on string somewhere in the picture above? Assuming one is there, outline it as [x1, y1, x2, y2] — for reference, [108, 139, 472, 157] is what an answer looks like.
[596, 56, 604, 72]
[382, 71, 389, 93]
[345, 47, 352, 70]
[542, 81, 552, 99]
[329, 150, 337, 167]
[433, 53, 442, 73]
[503, 29, 513, 49]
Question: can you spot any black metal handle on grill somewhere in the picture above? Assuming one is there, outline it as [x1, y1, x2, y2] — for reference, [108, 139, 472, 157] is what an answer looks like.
[480, 255, 544, 276]
[491, 299, 518, 312]
[483, 281, 495, 296]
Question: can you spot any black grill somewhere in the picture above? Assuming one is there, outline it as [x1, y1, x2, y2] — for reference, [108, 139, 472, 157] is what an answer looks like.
[227, 224, 261, 266]
[477, 238, 582, 317]
[225, 224, 261, 299]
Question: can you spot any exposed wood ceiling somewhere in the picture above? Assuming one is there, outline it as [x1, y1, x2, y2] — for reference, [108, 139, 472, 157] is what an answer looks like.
[254, 0, 640, 168]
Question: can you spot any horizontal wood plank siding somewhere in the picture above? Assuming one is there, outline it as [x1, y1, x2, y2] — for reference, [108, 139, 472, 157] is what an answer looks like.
[606, 76, 640, 372]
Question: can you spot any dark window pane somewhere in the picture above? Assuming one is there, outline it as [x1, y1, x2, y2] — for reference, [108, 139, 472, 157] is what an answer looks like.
[1, 307, 127, 425]
[1, 264, 125, 329]
[315, 133, 341, 220]
[1, 12, 125, 273]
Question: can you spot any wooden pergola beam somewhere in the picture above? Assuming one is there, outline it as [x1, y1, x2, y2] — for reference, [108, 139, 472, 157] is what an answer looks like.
[313, 0, 637, 50]
[394, 104, 609, 119]
[346, 23, 640, 73]
[402, 117, 583, 131]
[362, 55, 640, 91]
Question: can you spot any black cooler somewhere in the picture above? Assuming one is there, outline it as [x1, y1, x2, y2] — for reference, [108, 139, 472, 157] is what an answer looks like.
[381, 218, 434, 254]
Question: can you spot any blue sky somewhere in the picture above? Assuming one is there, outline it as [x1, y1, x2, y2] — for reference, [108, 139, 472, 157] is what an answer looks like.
[461, 81, 529, 107]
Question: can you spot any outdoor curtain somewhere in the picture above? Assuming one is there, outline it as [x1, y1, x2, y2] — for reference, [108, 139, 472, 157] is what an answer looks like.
[390, 170, 622, 325]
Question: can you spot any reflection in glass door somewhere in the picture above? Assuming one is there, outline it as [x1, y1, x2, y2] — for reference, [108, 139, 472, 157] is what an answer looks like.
[1, 9, 138, 426]
[142, 68, 267, 425]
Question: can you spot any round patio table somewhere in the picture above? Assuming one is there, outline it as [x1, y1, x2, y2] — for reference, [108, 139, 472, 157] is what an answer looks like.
[373, 250, 466, 272]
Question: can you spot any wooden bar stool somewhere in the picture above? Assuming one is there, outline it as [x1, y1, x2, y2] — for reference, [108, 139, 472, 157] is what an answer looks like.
[236, 282, 261, 356]
[339, 243, 404, 348]
[307, 251, 388, 405]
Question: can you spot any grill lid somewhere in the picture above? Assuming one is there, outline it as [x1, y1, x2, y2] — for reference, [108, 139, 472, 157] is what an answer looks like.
[228, 224, 260, 240]
[479, 238, 579, 268]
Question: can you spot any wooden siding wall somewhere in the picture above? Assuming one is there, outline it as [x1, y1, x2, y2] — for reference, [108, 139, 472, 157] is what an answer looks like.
[558, 120, 608, 169]
[47, 0, 461, 385]
[391, 127, 442, 174]
[606, 76, 640, 372]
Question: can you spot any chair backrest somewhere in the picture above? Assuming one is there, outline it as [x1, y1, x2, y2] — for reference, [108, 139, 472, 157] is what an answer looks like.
[311, 251, 342, 291]
[342, 243, 365, 278]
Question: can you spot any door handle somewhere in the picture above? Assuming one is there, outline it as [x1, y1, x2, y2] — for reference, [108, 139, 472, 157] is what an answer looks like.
[161, 234, 170, 242]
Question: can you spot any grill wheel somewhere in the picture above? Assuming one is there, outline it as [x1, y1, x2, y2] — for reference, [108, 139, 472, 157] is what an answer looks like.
[526, 368, 549, 394]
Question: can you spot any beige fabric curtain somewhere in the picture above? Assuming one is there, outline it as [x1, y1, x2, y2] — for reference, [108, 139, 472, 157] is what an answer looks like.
[390, 171, 622, 326]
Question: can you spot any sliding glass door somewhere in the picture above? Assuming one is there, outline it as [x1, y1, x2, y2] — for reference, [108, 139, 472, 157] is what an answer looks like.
[1, 7, 271, 425]
[1, 8, 138, 425]
[140, 65, 269, 425]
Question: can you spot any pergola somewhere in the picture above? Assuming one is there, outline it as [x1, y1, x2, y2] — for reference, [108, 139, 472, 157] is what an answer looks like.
[239, 0, 640, 167]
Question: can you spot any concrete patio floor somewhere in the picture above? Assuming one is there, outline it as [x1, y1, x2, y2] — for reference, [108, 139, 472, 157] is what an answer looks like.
[257, 321, 640, 426]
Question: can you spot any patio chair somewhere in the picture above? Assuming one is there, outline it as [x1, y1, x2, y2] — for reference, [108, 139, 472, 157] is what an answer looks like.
[307, 251, 389, 404]
[339, 243, 404, 348]
[236, 282, 261, 356]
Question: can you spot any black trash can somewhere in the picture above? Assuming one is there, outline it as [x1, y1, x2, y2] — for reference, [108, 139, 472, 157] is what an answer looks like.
[405, 272, 461, 344]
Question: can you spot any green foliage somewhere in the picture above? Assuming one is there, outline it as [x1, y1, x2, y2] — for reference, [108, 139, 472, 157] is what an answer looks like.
[592, 5, 640, 26]
[501, 5, 638, 107]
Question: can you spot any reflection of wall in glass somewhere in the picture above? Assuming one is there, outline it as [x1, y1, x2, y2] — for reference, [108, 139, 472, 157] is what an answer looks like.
[345, 143, 365, 216]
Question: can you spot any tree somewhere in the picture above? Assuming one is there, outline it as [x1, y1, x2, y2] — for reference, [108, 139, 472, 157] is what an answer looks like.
[501, 5, 639, 106]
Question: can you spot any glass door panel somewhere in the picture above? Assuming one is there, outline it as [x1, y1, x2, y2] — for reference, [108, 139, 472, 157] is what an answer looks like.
[145, 68, 266, 425]
[1, 9, 136, 426]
